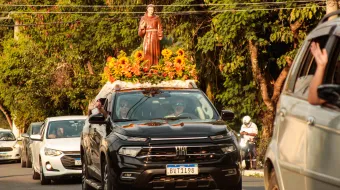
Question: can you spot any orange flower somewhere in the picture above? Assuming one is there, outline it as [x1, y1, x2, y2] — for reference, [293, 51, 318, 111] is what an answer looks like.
[104, 66, 109, 73]
[125, 72, 132, 78]
[182, 75, 188, 80]
[131, 64, 141, 76]
[109, 76, 115, 83]
[107, 56, 113, 63]
[168, 72, 175, 79]
[176, 48, 185, 57]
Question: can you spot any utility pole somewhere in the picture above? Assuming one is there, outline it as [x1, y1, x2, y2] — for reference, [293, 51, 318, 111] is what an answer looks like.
[326, 0, 339, 20]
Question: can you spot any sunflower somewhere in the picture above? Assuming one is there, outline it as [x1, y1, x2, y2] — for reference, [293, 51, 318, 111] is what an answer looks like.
[174, 56, 185, 65]
[118, 57, 129, 65]
[176, 48, 185, 57]
[161, 49, 172, 59]
[134, 50, 144, 61]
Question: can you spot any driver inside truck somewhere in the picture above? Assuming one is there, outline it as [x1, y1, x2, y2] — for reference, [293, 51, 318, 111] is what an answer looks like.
[166, 99, 187, 117]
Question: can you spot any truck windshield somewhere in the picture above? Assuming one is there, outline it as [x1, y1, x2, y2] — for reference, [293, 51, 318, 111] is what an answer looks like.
[112, 90, 219, 122]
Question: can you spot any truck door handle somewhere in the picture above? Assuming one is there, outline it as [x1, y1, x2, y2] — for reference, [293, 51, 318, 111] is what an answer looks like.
[307, 116, 315, 126]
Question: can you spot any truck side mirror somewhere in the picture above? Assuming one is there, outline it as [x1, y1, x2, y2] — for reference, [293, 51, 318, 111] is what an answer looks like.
[221, 110, 235, 121]
[89, 113, 107, 125]
[317, 84, 340, 107]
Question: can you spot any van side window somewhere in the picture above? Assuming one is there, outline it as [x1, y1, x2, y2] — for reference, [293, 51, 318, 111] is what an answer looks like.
[293, 35, 329, 98]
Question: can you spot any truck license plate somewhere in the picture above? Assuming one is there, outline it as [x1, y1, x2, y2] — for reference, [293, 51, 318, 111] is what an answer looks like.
[166, 164, 198, 176]
[75, 158, 82, 166]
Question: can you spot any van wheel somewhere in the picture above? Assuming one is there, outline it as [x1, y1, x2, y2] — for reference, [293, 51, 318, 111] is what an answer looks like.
[268, 169, 280, 190]
[32, 167, 40, 180]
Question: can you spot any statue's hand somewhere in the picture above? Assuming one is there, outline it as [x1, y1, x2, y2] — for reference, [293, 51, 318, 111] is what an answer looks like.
[140, 21, 146, 29]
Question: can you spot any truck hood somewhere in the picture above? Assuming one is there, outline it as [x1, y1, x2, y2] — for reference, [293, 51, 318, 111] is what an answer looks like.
[115, 121, 229, 138]
[45, 138, 80, 152]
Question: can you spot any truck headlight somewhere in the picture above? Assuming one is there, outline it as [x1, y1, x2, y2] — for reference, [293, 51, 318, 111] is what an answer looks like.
[220, 145, 236, 153]
[44, 148, 63, 156]
[114, 132, 147, 142]
[118, 147, 142, 157]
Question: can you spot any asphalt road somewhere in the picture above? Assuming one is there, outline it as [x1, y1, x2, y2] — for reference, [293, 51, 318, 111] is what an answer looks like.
[0, 162, 264, 190]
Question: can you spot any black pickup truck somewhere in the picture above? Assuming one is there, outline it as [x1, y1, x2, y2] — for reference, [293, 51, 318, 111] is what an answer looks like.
[80, 84, 241, 190]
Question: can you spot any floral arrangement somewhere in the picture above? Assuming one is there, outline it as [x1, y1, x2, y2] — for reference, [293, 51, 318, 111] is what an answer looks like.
[102, 48, 198, 84]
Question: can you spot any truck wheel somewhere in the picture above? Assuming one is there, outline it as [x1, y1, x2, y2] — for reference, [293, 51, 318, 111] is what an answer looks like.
[82, 154, 94, 190]
[268, 169, 279, 190]
[102, 158, 123, 190]
[231, 178, 242, 190]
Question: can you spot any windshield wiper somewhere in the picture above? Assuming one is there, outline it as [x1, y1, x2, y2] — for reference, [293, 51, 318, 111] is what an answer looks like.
[113, 119, 138, 122]
[152, 116, 192, 120]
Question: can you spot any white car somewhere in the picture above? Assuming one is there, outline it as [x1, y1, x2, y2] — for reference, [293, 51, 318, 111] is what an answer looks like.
[30, 116, 86, 185]
[0, 128, 21, 162]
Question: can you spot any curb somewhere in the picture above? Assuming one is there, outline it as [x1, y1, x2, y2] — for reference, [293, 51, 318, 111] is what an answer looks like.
[242, 169, 264, 177]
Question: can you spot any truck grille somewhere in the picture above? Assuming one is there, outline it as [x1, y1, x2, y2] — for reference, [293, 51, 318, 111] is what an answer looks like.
[137, 145, 224, 163]
[0, 147, 13, 152]
[60, 154, 81, 170]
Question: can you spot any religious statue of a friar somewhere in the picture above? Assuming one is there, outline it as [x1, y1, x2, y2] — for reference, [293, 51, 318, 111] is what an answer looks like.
[138, 4, 163, 68]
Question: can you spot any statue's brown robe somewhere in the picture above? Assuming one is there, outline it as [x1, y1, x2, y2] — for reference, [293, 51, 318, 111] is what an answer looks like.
[138, 14, 163, 68]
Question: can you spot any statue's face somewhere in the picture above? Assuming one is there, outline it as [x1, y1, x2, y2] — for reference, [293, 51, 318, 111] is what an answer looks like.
[147, 7, 154, 16]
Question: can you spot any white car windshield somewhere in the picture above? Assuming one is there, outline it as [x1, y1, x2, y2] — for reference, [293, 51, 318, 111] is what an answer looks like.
[47, 120, 85, 139]
[0, 131, 16, 141]
[112, 90, 219, 122]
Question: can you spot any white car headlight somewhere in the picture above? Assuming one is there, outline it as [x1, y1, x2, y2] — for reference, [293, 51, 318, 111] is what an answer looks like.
[44, 148, 63, 156]
[114, 132, 147, 142]
[220, 145, 236, 153]
[118, 147, 142, 157]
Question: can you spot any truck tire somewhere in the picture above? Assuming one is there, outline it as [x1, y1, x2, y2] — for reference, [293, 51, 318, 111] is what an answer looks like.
[82, 154, 94, 190]
[102, 157, 124, 190]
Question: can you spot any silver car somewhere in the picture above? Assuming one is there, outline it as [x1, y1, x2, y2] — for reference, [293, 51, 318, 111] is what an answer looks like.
[264, 11, 340, 190]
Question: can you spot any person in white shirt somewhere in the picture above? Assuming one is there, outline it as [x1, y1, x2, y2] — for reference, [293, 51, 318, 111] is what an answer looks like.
[240, 115, 258, 169]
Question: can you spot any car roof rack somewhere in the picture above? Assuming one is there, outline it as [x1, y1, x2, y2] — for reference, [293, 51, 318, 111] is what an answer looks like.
[319, 10, 340, 25]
